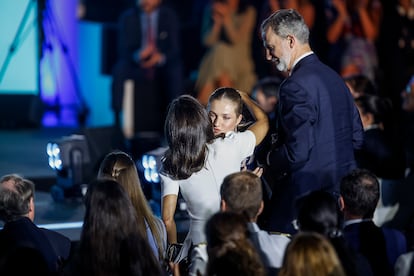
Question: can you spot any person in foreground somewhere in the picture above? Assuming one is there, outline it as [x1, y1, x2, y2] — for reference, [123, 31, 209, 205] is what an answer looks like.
[220, 171, 290, 275]
[205, 212, 266, 276]
[160, 94, 268, 274]
[0, 174, 71, 275]
[279, 231, 346, 276]
[97, 150, 167, 262]
[260, 9, 364, 234]
[62, 178, 162, 276]
[339, 168, 407, 276]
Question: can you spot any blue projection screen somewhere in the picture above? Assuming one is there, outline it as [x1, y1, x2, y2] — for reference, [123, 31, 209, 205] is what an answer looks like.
[0, 0, 39, 95]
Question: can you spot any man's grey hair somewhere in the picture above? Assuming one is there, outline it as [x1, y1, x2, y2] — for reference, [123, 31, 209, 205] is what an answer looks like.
[0, 174, 34, 222]
[261, 9, 309, 44]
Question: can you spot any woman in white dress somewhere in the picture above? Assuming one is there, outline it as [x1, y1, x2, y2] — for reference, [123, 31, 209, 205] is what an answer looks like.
[160, 91, 268, 274]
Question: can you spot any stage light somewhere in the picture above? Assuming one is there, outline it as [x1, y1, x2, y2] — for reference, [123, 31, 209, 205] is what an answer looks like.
[46, 134, 91, 201]
[140, 147, 166, 184]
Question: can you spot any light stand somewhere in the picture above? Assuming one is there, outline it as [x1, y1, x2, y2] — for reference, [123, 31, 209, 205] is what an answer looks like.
[0, 0, 37, 83]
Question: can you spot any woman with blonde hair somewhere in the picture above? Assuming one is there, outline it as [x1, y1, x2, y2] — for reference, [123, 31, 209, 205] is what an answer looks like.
[98, 151, 166, 262]
[279, 232, 346, 276]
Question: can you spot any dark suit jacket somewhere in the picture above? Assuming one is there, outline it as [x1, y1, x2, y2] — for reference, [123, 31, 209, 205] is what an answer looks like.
[0, 217, 71, 274]
[355, 128, 406, 180]
[266, 54, 364, 234]
[112, 5, 183, 111]
[343, 220, 407, 276]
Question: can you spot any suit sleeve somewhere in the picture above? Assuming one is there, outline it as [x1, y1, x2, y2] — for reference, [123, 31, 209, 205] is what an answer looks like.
[267, 80, 316, 175]
[159, 8, 181, 66]
[117, 9, 140, 61]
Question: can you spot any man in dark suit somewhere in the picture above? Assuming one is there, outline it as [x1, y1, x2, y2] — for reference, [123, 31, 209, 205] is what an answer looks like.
[111, 0, 183, 135]
[0, 174, 71, 274]
[260, 9, 364, 234]
[340, 169, 407, 276]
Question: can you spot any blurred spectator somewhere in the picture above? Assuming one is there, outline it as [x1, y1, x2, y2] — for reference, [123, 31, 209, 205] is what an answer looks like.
[344, 73, 378, 99]
[195, 0, 257, 105]
[205, 212, 266, 276]
[279, 231, 346, 276]
[354, 95, 406, 181]
[111, 0, 183, 136]
[326, 0, 382, 82]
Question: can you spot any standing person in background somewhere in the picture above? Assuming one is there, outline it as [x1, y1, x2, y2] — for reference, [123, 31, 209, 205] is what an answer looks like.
[97, 150, 167, 263]
[260, 9, 364, 234]
[325, 0, 382, 82]
[160, 94, 268, 275]
[195, 0, 257, 106]
[354, 95, 406, 182]
[250, 76, 285, 226]
[0, 174, 71, 275]
[111, 0, 183, 135]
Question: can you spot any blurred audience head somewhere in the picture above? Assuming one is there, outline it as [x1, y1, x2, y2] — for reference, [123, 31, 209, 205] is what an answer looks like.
[279, 231, 346, 276]
[354, 94, 392, 130]
[296, 190, 342, 238]
[251, 76, 283, 114]
[205, 212, 266, 276]
[344, 74, 377, 99]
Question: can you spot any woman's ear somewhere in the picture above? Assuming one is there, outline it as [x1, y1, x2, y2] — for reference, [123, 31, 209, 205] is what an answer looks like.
[338, 196, 345, 211]
[236, 114, 243, 126]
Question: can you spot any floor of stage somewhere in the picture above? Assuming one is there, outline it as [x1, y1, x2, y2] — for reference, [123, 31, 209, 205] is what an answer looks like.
[0, 126, 189, 242]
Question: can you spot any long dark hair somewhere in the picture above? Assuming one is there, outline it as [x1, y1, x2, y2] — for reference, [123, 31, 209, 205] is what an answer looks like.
[161, 95, 215, 180]
[79, 179, 161, 276]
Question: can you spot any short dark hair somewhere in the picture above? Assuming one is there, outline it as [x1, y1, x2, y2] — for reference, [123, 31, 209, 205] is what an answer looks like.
[251, 77, 283, 99]
[0, 174, 34, 222]
[220, 171, 262, 220]
[340, 169, 380, 218]
[296, 191, 342, 237]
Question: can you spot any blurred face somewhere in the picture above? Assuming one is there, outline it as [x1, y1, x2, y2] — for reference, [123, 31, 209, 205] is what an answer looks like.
[138, 0, 161, 13]
[209, 99, 242, 135]
[263, 28, 292, 72]
[255, 89, 277, 113]
[356, 104, 373, 130]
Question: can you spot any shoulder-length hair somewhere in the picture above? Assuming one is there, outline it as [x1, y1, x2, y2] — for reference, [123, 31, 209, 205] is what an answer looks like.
[161, 95, 215, 180]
